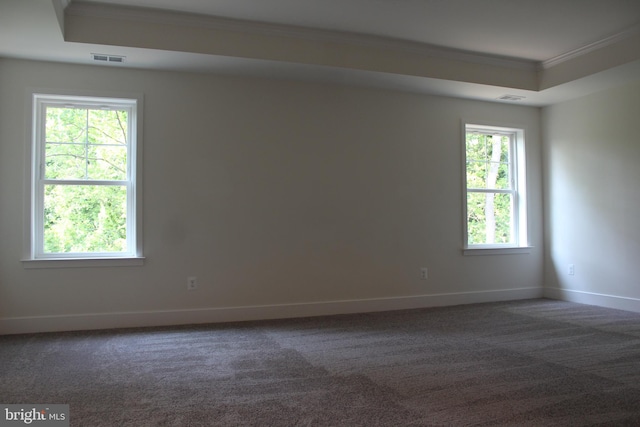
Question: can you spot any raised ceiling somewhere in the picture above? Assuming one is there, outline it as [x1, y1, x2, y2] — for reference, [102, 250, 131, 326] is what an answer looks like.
[1, 0, 639, 105]
[76, 0, 640, 62]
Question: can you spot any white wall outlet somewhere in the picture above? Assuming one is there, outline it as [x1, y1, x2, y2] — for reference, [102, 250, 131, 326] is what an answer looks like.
[568, 264, 575, 276]
[187, 276, 198, 290]
[420, 268, 428, 280]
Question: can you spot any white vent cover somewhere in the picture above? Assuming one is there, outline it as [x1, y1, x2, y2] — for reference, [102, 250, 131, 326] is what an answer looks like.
[497, 94, 526, 101]
[91, 53, 126, 63]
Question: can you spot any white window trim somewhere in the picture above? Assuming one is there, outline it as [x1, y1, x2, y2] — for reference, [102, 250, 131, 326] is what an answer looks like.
[462, 121, 531, 254]
[23, 89, 144, 267]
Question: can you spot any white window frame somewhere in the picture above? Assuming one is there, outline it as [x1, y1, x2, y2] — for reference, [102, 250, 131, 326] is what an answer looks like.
[23, 91, 144, 268]
[462, 122, 529, 255]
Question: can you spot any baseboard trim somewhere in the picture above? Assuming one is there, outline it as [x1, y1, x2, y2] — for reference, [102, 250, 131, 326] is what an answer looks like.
[544, 287, 640, 313]
[0, 287, 542, 335]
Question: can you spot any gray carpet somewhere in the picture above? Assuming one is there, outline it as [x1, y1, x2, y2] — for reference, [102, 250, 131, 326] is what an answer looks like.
[2, 299, 640, 426]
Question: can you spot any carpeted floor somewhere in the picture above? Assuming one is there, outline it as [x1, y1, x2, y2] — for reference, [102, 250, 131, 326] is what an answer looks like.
[2, 298, 640, 426]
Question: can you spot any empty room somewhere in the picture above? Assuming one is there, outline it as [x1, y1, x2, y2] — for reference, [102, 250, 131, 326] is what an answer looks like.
[1, 0, 640, 425]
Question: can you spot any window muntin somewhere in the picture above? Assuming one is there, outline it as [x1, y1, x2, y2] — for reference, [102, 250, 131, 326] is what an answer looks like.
[31, 94, 139, 259]
[464, 124, 527, 248]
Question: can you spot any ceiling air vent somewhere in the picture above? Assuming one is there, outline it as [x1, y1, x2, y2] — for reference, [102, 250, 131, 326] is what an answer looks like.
[497, 94, 525, 101]
[91, 53, 126, 64]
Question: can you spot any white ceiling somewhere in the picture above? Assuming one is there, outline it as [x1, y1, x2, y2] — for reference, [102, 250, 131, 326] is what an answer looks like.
[1, 0, 640, 106]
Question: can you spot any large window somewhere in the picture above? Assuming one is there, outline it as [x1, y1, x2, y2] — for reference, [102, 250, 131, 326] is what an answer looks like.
[464, 123, 527, 249]
[27, 93, 142, 262]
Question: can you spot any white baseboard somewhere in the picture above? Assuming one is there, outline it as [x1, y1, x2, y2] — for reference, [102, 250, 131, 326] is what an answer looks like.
[0, 287, 542, 335]
[544, 287, 640, 313]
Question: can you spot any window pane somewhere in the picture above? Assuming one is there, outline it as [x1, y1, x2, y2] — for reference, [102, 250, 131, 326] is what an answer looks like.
[491, 160, 511, 190]
[88, 109, 128, 145]
[466, 132, 512, 190]
[465, 133, 487, 161]
[46, 107, 87, 143]
[466, 160, 487, 188]
[498, 135, 510, 163]
[45, 143, 87, 180]
[86, 144, 127, 180]
[486, 134, 510, 163]
[466, 161, 511, 190]
[43, 184, 127, 253]
[45, 107, 129, 181]
[467, 192, 513, 245]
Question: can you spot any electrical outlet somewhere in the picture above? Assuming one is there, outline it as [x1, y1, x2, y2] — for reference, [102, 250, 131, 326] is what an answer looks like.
[187, 276, 198, 291]
[568, 264, 575, 276]
[420, 268, 428, 280]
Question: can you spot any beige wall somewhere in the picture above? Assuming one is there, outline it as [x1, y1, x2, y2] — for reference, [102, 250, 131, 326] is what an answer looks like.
[0, 58, 543, 333]
[542, 80, 640, 311]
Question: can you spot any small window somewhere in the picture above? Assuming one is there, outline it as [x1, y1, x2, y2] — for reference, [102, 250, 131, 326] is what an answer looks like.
[463, 123, 527, 249]
[28, 93, 142, 261]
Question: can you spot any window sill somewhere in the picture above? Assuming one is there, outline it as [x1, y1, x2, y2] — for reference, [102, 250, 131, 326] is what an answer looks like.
[22, 257, 145, 269]
[463, 247, 532, 256]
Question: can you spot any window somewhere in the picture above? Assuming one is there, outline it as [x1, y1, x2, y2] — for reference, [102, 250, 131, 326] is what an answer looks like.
[26, 93, 143, 263]
[463, 123, 527, 250]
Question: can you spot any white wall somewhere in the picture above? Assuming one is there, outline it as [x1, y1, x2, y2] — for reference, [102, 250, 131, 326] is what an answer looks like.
[0, 58, 543, 333]
[542, 79, 640, 312]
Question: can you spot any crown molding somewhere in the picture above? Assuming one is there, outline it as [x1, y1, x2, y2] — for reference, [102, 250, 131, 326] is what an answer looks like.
[540, 23, 640, 70]
[65, 1, 537, 72]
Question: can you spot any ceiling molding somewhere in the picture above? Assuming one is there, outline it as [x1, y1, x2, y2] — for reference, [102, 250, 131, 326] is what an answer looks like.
[65, 1, 537, 72]
[540, 23, 640, 70]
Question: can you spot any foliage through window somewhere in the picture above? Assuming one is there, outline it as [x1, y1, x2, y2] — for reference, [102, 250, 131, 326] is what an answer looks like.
[30, 94, 140, 259]
[464, 124, 527, 248]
